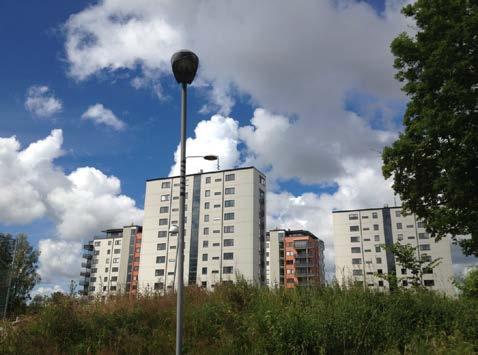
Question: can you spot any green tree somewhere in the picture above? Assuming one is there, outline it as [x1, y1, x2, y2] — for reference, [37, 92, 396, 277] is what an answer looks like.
[0, 233, 41, 315]
[378, 242, 442, 289]
[455, 268, 478, 298]
[382, 0, 478, 256]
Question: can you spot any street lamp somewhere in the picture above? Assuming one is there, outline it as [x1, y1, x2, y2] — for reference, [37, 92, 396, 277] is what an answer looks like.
[186, 155, 220, 171]
[171, 49, 199, 355]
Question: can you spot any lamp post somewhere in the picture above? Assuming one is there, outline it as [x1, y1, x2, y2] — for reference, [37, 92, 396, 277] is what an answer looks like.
[171, 49, 199, 355]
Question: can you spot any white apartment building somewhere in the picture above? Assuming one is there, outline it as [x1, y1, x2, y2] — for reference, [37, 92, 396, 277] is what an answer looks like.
[80, 225, 142, 296]
[333, 206, 454, 296]
[138, 167, 266, 292]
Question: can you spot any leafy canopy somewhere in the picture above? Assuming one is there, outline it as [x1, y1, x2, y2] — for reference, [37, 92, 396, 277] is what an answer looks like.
[383, 0, 478, 255]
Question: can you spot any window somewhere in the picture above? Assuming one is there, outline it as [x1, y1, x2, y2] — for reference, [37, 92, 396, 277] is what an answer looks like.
[421, 255, 432, 262]
[154, 282, 164, 290]
[225, 173, 235, 181]
[376, 257, 382, 264]
[363, 227, 370, 231]
[202, 267, 207, 275]
[111, 276, 118, 282]
[205, 190, 210, 197]
[160, 206, 169, 213]
[203, 227, 209, 235]
[113, 258, 119, 263]
[108, 241, 112, 245]
[419, 244, 430, 251]
[170, 245, 176, 249]
[417, 221, 425, 228]
[204, 202, 210, 209]
[351, 247, 361, 253]
[407, 236, 415, 240]
[214, 204, 221, 208]
[161, 194, 170, 201]
[159, 218, 168, 225]
[402, 280, 408, 287]
[203, 240, 208, 248]
[372, 212, 378, 219]
[224, 239, 234, 247]
[212, 243, 220, 247]
[223, 252, 233, 260]
[377, 269, 383, 275]
[373, 224, 379, 231]
[395, 210, 401, 217]
[104, 277, 108, 282]
[223, 266, 233, 274]
[397, 234, 403, 241]
[350, 226, 359, 232]
[374, 235, 380, 242]
[172, 208, 178, 212]
[375, 245, 381, 253]
[424, 280, 435, 287]
[110, 286, 117, 291]
[173, 196, 179, 200]
[156, 256, 165, 263]
[205, 177, 211, 184]
[353, 270, 363, 276]
[213, 230, 220, 234]
[215, 178, 221, 182]
[362, 215, 369, 219]
[91, 268, 97, 273]
[364, 249, 371, 253]
[422, 267, 433, 274]
[115, 240, 121, 245]
[161, 182, 171, 188]
[364, 238, 371, 242]
[114, 249, 121, 254]
[259, 175, 266, 185]
[202, 254, 208, 261]
[94, 250, 100, 256]
[94, 241, 101, 246]
[286, 260, 294, 265]
[225, 187, 235, 195]
[224, 200, 235, 207]
[224, 226, 234, 233]
[350, 236, 360, 243]
[378, 281, 384, 287]
[401, 268, 407, 274]
[112, 267, 118, 272]
[204, 215, 209, 222]
[352, 258, 362, 265]
[396, 223, 402, 229]
[212, 270, 219, 274]
[349, 213, 359, 220]
[214, 191, 221, 195]
[105, 268, 109, 272]
[224, 213, 234, 220]
[418, 233, 428, 239]
[158, 231, 167, 238]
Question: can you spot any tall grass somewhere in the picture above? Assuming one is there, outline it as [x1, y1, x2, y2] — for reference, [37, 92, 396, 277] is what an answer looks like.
[1, 282, 477, 354]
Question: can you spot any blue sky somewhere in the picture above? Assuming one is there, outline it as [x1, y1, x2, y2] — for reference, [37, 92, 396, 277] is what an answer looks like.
[0, 0, 474, 292]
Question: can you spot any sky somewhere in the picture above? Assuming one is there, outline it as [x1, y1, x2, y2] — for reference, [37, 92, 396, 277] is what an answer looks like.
[0, 0, 475, 295]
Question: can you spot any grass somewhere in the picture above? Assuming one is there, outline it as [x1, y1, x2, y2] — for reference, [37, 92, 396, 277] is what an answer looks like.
[1, 282, 477, 354]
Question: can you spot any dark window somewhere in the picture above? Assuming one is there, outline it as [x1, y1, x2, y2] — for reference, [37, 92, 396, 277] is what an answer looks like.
[223, 252, 233, 260]
[204, 202, 210, 209]
[161, 182, 171, 188]
[157, 243, 166, 250]
[225, 187, 235, 195]
[224, 200, 235, 207]
[372, 212, 378, 218]
[424, 280, 435, 287]
[202, 267, 207, 275]
[155, 269, 164, 276]
[160, 206, 169, 213]
[224, 239, 234, 247]
[224, 213, 234, 220]
[350, 236, 360, 242]
[352, 258, 362, 265]
[205, 177, 211, 183]
[419, 244, 431, 251]
[396, 223, 402, 229]
[373, 224, 379, 231]
[205, 190, 210, 197]
[112, 267, 118, 272]
[349, 213, 359, 220]
[377, 269, 383, 274]
[158, 231, 167, 238]
[224, 226, 234, 233]
[203, 240, 209, 247]
[402, 280, 408, 286]
[225, 173, 235, 181]
[159, 218, 168, 225]
[375, 245, 381, 253]
[376, 257, 382, 264]
[203, 227, 209, 235]
[353, 269, 362, 276]
[350, 226, 359, 232]
[223, 266, 233, 274]
[154, 282, 164, 290]
[156, 256, 165, 263]
[202, 254, 208, 261]
[351, 247, 361, 253]
[378, 281, 384, 287]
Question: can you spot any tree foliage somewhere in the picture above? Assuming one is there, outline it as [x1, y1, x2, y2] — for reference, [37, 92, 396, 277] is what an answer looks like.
[0, 233, 40, 315]
[455, 267, 478, 298]
[382, 0, 478, 256]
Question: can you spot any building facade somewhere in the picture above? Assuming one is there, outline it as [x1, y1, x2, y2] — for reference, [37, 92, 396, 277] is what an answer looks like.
[266, 229, 325, 288]
[80, 225, 142, 296]
[333, 206, 454, 295]
[138, 167, 266, 292]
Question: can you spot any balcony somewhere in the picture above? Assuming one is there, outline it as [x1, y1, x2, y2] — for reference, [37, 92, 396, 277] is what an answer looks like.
[79, 279, 89, 286]
[82, 253, 93, 260]
[81, 261, 91, 269]
[295, 253, 312, 259]
[80, 271, 90, 277]
[83, 243, 94, 251]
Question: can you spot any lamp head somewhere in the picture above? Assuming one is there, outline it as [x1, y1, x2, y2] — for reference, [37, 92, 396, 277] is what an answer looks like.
[171, 50, 199, 84]
[203, 155, 218, 161]
[169, 225, 179, 234]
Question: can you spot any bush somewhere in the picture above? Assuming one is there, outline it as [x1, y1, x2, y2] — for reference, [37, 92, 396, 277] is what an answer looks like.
[1, 283, 477, 354]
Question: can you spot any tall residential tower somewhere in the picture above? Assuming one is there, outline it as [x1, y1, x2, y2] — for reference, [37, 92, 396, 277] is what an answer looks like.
[138, 167, 266, 292]
[333, 206, 454, 295]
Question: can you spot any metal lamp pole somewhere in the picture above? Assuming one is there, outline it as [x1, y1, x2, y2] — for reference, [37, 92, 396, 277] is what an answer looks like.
[171, 50, 199, 355]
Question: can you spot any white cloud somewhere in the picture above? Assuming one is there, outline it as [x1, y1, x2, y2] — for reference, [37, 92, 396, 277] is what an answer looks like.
[0, 130, 143, 285]
[25, 85, 63, 118]
[81, 103, 126, 130]
[169, 114, 240, 176]
[31, 285, 65, 298]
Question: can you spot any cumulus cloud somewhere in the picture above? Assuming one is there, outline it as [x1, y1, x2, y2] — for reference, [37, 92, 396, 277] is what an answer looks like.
[25, 85, 63, 118]
[0, 130, 143, 284]
[169, 114, 240, 176]
[81, 103, 126, 130]
[31, 284, 65, 298]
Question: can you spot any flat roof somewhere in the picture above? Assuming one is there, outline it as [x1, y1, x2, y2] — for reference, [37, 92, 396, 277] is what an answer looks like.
[332, 206, 402, 214]
[146, 166, 266, 182]
[269, 229, 322, 241]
